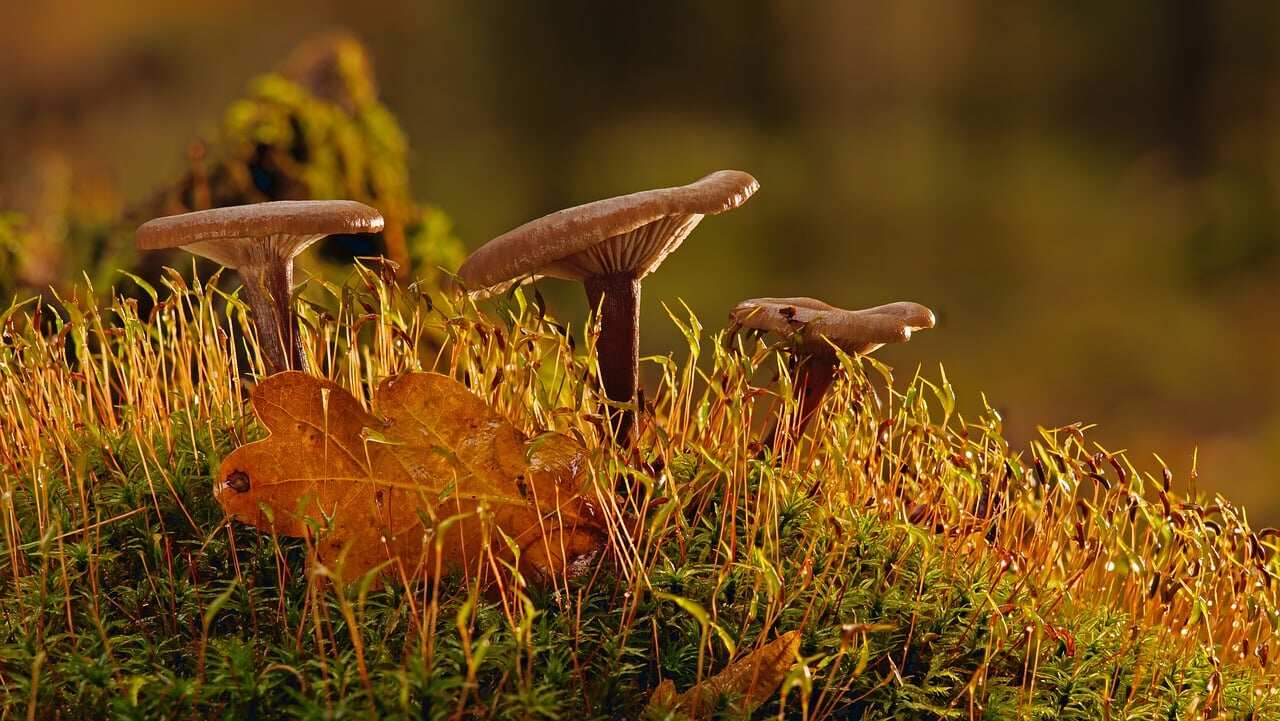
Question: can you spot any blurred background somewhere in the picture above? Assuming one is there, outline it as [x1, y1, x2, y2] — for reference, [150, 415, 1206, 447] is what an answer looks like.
[1, 1, 1278, 520]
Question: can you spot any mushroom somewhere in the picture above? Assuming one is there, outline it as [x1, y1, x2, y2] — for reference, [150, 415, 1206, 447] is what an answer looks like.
[729, 297, 935, 443]
[136, 200, 384, 374]
[457, 170, 759, 440]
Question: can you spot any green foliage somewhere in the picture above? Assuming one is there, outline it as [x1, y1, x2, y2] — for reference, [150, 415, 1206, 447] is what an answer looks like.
[2, 34, 464, 300]
[184, 34, 466, 287]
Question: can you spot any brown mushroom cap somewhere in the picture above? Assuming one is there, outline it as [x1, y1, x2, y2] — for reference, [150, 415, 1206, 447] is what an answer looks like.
[135, 200, 384, 267]
[731, 297, 935, 355]
[457, 170, 759, 291]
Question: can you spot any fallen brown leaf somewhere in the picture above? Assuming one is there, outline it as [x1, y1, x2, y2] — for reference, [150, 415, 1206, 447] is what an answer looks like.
[215, 371, 604, 583]
[648, 630, 802, 718]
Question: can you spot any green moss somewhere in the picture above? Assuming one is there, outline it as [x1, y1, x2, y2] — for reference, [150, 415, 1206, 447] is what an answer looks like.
[0, 276, 1274, 719]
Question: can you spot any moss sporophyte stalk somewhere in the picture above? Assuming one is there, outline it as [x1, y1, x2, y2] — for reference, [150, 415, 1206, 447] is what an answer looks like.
[0, 264, 1275, 717]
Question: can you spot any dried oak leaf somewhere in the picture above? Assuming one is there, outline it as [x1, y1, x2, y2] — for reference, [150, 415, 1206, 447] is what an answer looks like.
[215, 371, 604, 583]
[648, 630, 802, 718]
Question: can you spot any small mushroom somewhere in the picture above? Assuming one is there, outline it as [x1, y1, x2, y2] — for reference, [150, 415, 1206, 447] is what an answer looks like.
[458, 170, 759, 440]
[730, 297, 935, 443]
[136, 200, 384, 374]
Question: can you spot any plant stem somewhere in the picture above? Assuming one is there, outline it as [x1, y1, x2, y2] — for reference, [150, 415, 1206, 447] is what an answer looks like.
[240, 262, 301, 374]
[584, 273, 641, 442]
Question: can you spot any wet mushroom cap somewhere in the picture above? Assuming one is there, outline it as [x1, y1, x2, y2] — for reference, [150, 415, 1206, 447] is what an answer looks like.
[731, 297, 935, 354]
[135, 200, 384, 266]
[457, 170, 759, 291]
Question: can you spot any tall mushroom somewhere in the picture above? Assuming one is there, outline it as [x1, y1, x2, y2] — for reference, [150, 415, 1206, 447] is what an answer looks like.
[729, 297, 935, 443]
[457, 170, 759, 440]
[136, 200, 384, 374]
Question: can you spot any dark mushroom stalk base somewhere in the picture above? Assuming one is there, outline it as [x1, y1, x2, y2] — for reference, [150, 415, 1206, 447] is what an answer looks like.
[584, 273, 642, 442]
[239, 262, 301, 375]
[768, 349, 839, 452]
[223, 238, 315, 375]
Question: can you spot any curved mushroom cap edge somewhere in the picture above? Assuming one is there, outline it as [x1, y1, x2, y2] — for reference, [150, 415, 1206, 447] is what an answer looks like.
[136, 200, 385, 252]
[731, 297, 936, 352]
[458, 170, 758, 291]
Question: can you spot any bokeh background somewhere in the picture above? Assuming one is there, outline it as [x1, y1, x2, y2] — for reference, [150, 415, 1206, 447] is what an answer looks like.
[2, 1, 1278, 520]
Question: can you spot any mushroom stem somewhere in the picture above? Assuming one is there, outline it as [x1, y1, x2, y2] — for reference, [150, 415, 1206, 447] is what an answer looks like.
[584, 273, 641, 441]
[768, 351, 837, 450]
[796, 354, 839, 434]
[240, 262, 301, 374]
